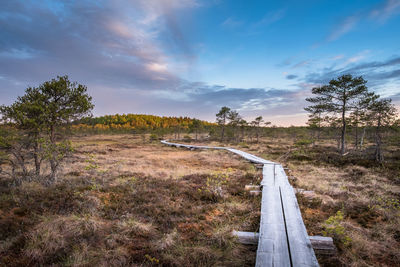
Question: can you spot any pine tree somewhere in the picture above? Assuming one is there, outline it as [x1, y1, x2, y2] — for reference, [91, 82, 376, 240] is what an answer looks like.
[238, 119, 248, 142]
[227, 110, 242, 142]
[216, 107, 231, 142]
[252, 116, 264, 143]
[0, 76, 93, 183]
[305, 74, 369, 155]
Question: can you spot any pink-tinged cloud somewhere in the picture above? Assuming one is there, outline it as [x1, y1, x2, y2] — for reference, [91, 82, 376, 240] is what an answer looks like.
[293, 60, 311, 68]
[331, 54, 344, 60]
[344, 50, 371, 65]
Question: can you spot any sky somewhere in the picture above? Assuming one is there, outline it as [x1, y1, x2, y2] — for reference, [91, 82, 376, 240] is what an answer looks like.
[1, 0, 400, 126]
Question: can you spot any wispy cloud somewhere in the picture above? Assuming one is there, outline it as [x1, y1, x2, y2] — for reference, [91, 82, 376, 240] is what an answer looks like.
[247, 8, 286, 35]
[328, 15, 360, 41]
[370, 0, 400, 23]
[345, 50, 370, 64]
[253, 8, 286, 27]
[221, 17, 243, 28]
[176, 84, 309, 119]
[303, 55, 400, 92]
[277, 57, 296, 67]
[328, 0, 400, 41]
[292, 60, 311, 69]
[278, 58, 312, 69]
[346, 56, 400, 72]
[330, 54, 345, 60]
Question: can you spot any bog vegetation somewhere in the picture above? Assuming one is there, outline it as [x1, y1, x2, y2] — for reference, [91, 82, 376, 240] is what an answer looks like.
[0, 74, 399, 266]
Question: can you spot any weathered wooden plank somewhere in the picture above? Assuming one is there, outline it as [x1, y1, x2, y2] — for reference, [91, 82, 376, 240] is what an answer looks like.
[245, 184, 261, 191]
[294, 188, 316, 200]
[227, 148, 274, 164]
[161, 140, 225, 150]
[274, 164, 291, 188]
[269, 162, 318, 266]
[257, 185, 291, 267]
[233, 233, 335, 255]
[309, 236, 336, 255]
[261, 164, 275, 186]
[162, 140, 275, 164]
[255, 252, 273, 267]
[249, 190, 262, 196]
[254, 163, 264, 169]
[280, 185, 319, 266]
[294, 188, 314, 194]
[232, 231, 259, 245]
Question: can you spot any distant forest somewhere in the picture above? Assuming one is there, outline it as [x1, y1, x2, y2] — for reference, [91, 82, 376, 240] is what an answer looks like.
[73, 114, 214, 134]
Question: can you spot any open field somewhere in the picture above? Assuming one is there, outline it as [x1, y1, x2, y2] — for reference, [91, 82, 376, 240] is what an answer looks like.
[1, 133, 399, 266]
[0, 134, 262, 266]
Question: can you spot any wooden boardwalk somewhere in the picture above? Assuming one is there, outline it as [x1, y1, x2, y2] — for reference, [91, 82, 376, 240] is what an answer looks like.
[161, 140, 319, 267]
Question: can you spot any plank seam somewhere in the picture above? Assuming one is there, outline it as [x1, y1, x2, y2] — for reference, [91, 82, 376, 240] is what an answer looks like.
[279, 186, 293, 267]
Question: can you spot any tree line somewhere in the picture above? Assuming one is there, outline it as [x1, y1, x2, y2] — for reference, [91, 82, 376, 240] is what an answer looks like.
[72, 114, 213, 136]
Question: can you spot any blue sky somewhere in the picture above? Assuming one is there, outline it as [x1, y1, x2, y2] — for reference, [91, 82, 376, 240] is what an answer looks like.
[1, 0, 399, 126]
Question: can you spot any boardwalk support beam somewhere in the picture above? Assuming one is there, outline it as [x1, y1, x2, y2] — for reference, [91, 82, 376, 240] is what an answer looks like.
[232, 231, 336, 255]
[245, 185, 261, 191]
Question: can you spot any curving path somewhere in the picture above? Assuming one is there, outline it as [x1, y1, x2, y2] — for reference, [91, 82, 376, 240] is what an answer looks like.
[161, 140, 319, 267]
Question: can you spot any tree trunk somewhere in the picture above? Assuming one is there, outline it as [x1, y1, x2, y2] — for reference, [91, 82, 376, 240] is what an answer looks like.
[354, 124, 359, 150]
[341, 108, 346, 155]
[19, 157, 28, 178]
[374, 117, 383, 162]
[256, 127, 259, 143]
[360, 127, 366, 148]
[33, 141, 41, 177]
[49, 125, 58, 183]
[317, 115, 321, 142]
[336, 131, 341, 151]
[311, 130, 316, 147]
[12, 147, 27, 176]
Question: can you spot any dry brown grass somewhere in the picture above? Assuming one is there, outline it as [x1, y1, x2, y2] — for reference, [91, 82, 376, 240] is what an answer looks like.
[0, 134, 261, 266]
[1, 133, 399, 266]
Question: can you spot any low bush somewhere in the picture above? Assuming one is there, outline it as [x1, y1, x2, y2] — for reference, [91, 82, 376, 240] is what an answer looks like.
[322, 211, 352, 249]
